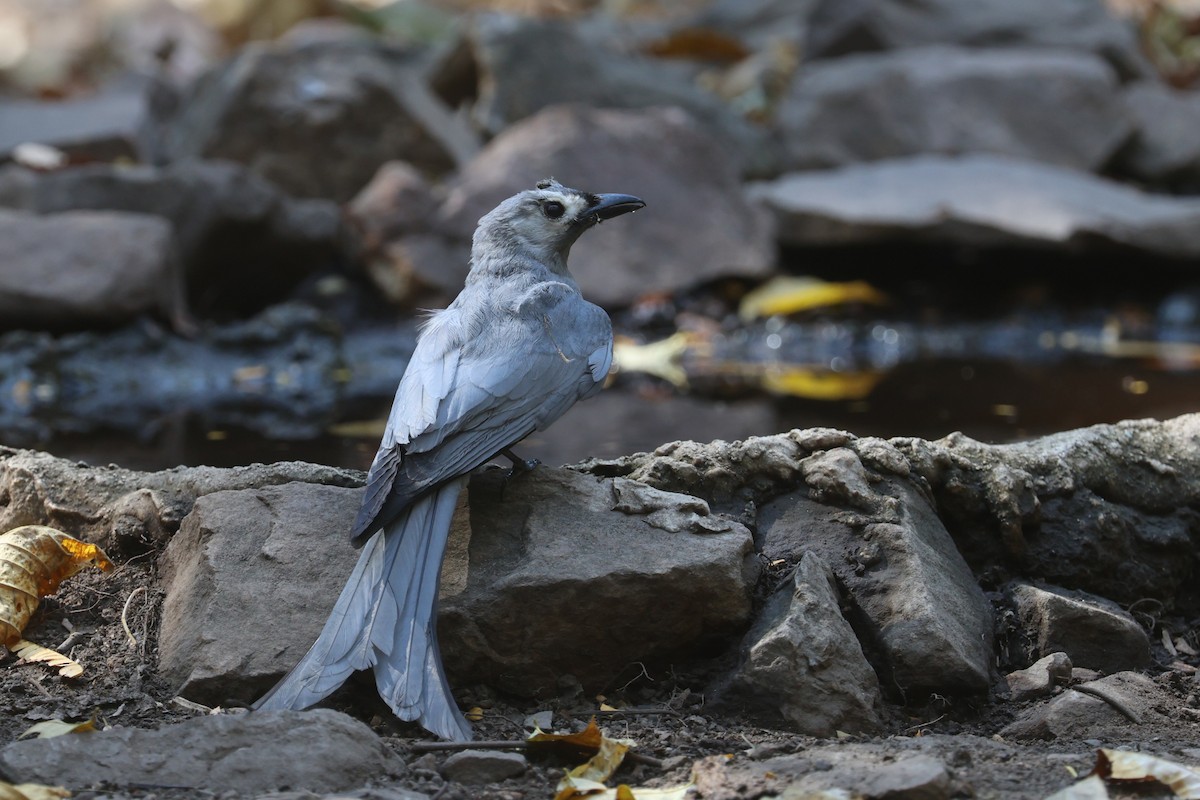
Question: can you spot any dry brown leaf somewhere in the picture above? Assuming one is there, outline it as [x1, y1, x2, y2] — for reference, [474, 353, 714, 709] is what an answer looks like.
[529, 718, 605, 750]
[10, 640, 85, 678]
[1095, 748, 1200, 798]
[0, 781, 71, 800]
[0, 525, 113, 647]
[0, 525, 113, 652]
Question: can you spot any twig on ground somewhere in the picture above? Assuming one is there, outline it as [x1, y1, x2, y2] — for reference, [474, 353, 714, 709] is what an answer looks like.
[121, 586, 147, 648]
[408, 739, 664, 769]
[1069, 685, 1142, 723]
[903, 713, 946, 733]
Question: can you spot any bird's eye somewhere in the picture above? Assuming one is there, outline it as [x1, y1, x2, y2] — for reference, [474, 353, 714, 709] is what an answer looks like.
[543, 201, 565, 220]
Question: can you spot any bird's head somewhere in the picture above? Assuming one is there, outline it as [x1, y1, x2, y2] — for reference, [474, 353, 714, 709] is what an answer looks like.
[473, 178, 645, 269]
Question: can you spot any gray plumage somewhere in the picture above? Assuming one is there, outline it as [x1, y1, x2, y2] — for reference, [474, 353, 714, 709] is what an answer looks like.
[254, 179, 644, 741]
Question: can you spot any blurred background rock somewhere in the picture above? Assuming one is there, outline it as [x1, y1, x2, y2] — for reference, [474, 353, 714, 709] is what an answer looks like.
[1, 0, 1199, 471]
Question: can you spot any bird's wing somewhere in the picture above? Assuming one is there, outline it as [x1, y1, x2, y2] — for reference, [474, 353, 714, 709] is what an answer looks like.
[351, 290, 610, 542]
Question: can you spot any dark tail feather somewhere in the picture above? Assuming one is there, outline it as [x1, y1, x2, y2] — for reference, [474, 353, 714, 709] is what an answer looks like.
[254, 477, 472, 742]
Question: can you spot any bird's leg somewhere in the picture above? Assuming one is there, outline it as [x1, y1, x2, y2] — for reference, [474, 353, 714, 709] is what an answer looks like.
[501, 447, 541, 475]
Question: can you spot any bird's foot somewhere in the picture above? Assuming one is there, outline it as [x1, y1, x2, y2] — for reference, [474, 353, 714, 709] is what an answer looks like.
[502, 447, 541, 475]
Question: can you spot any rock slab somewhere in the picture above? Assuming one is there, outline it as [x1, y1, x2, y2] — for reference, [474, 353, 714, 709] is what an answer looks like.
[158, 482, 365, 702]
[439, 467, 758, 696]
[0, 710, 401, 793]
[0, 209, 181, 328]
[751, 154, 1200, 258]
[715, 552, 883, 735]
[1008, 582, 1150, 673]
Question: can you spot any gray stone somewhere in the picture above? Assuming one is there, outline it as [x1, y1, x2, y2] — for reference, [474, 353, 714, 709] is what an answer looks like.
[1006, 652, 1073, 702]
[1119, 81, 1200, 188]
[439, 750, 527, 784]
[158, 482, 365, 703]
[437, 105, 775, 308]
[714, 552, 883, 735]
[0, 85, 147, 163]
[1008, 583, 1150, 673]
[693, 743, 953, 800]
[0, 709, 401, 793]
[584, 416, 1200, 616]
[777, 46, 1130, 174]
[438, 466, 758, 696]
[0, 446, 363, 554]
[758, 448, 995, 695]
[749, 155, 1200, 258]
[0, 208, 184, 328]
[2, 160, 345, 317]
[897, 416, 1200, 610]
[150, 38, 478, 200]
[1000, 672, 1164, 739]
[449, 13, 771, 176]
[807, 0, 1152, 80]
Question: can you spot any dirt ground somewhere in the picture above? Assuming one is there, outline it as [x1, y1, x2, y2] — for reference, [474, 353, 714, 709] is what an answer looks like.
[3, 551, 1200, 800]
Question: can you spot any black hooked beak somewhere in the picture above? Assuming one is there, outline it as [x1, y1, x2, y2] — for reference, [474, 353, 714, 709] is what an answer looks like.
[588, 193, 645, 222]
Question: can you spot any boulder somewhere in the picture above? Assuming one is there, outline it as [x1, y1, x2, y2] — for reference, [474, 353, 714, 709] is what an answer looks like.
[756, 446, 995, 695]
[0, 208, 183, 329]
[148, 38, 478, 201]
[1118, 81, 1200, 190]
[441, 13, 771, 175]
[437, 105, 775, 308]
[806, 0, 1152, 80]
[0, 85, 147, 164]
[776, 46, 1131, 174]
[0, 710, 401, 794]
[158, 482, 365, 702]
[1008, 583, 1150, 673]
[2, 160, 346, 318]
[749, 155, 1200, 258]
[713, 552, 883, 735]
[162, 463, 756, 701]
[438, 467, 758, 696]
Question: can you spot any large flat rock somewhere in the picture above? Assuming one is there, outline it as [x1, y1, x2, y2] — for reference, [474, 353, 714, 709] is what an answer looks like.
[0, 709, 401, 794]
[750, 155, 1200, 258]
[777, 46, 1130, 174]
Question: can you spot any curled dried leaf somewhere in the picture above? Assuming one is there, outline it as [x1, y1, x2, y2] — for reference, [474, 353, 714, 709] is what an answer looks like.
[10, 639, 84, 678]
[1095, 748, 1200, 798]
[0, 781, 71, 800]
[0, 525, 113, 647]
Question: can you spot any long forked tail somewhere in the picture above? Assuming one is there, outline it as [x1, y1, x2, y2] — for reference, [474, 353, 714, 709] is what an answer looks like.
[254, 477, 473, 742]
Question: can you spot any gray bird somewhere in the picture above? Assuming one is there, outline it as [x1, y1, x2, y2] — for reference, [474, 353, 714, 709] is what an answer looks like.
[254, 179, 644, 741]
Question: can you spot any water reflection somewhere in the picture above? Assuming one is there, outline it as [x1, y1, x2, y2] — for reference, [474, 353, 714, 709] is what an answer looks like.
[1, 280, 1198, 473]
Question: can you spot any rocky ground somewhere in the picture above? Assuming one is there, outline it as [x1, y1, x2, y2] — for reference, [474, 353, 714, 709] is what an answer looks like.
[0, 416, 1198, 799]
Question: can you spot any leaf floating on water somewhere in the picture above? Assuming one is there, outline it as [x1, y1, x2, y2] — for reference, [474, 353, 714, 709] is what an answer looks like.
[1094, 748, 1200, 798]
[0, 781, 72, 800]
[17, 716, 97, 740]
[10, 640, 84, 678]
[0, 525, 114, 648]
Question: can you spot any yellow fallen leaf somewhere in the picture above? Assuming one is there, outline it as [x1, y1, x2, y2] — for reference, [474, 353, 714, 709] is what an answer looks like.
[1, 525, 113, 647]
[10, 640, 84, 678]
[0, 781, 71, 800]
[1095, 748, 1200, 798]
[760, 367, 883, 400]
[465, 707, 485, 722]
[17, 717, 97, 740]
[739, 277, 888, 321]
[530, 718, 605, 750]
